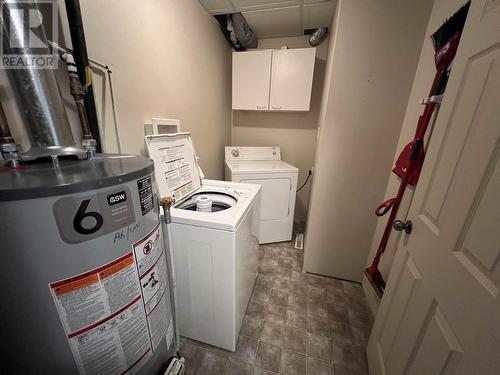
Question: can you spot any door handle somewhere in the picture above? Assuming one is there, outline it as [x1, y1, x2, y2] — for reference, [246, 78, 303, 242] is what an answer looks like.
[272, 106, 282, 110]
[393, 219, 412, 234]
[256, 105, 266, 110]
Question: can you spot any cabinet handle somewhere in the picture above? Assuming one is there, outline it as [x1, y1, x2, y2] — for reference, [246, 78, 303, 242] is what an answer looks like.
[256, 106, 266, 110]
[272, 106, 282, 110]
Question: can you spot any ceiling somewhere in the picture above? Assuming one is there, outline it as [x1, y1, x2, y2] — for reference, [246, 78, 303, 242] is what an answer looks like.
[198, 0, 336, 39]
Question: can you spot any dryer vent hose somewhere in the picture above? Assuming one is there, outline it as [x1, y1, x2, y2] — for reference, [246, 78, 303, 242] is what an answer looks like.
[309, 28, 328, 46]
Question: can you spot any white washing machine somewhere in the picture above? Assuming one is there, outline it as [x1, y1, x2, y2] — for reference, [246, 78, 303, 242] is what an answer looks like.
[146, 133, 260, 351]
[225, 146, 298, 244]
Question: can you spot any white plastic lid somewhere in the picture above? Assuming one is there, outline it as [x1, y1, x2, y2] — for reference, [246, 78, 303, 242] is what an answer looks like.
[145, 132, 201, 202]
[226, 160, 298, 174]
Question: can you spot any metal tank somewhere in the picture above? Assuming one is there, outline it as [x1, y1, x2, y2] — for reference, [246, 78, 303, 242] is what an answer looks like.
[0, 1, 179, 373]
[0, 155, 177, 374]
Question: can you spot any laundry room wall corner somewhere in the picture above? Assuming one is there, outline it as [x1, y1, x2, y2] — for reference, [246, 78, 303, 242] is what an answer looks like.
[304, 0, 434, 281]
[0, 0, 233, 180]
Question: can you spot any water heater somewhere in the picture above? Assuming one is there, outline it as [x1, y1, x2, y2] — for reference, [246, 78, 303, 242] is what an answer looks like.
[0, 156, 177, 374]
[0, 1, 178, 373]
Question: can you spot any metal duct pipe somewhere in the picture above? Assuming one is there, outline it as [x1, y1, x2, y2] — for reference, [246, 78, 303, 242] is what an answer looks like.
[1, 1, 84, 159]
[65, 0, 102, 153]
[309, 28, 328, 46]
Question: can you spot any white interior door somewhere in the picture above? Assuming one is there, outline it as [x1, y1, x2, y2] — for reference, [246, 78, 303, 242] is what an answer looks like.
[232, 50, 272, 110]
[368, 1, 500, 374]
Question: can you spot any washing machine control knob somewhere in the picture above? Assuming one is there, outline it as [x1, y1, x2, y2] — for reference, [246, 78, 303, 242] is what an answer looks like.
[231, 149, 240, 158]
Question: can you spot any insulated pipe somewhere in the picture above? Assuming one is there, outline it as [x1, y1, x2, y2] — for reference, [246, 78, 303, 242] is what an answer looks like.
[65, 0, 102, 153]
[0, 2, 83, 159]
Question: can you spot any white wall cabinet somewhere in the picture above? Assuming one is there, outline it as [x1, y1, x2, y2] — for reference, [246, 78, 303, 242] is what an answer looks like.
[232, 48, 316, 111]
[232, 50, 272, 111]
[269, 48, 316, 111]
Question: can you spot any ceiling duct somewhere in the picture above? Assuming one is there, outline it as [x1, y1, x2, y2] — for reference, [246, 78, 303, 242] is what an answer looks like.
[216, 13, 258, 51]
[308, 28, 328, 46]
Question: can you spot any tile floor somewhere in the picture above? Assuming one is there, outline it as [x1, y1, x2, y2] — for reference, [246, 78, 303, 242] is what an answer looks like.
[179, 235, 373, 375]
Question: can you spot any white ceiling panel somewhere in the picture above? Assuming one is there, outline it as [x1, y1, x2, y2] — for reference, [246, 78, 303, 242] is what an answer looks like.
[302, 1, 336, 29]
[198, 0, 336, 38]
[198, 0, 236, 15]
[303, 0, 333, 4]
[243, 6, 302, 38]
[231, 0, 299, 11]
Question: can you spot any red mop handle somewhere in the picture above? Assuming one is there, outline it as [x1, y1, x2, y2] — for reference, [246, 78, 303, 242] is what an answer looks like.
[367, 28, 465, 287]
[368, 65, 447, 278]
[375, 197, 399, 217]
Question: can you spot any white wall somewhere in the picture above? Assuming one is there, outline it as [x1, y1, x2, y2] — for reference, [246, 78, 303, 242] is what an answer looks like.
[232, 35, 330, 223]
[0, 0, 232, 180]
[304, 0, 434, 281]
[366, 0, 470, 284]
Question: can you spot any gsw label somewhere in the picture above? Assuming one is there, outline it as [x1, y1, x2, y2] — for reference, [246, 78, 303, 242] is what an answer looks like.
[53, 186, 135, 244]
[107, 191, 127, 206]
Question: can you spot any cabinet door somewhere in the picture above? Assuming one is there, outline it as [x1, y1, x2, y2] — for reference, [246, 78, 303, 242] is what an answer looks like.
[232, 50, 272, 110]
[269, 48, 316, 111]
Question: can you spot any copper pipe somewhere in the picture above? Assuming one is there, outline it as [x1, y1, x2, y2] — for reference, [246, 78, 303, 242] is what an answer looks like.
[0, 102, 14, 144]
[76, 102, 92, 140]
[62, 53, 93, 141]
[73, 91, 92, 140]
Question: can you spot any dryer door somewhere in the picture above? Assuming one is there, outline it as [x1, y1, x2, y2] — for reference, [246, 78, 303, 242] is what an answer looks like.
[241, 178, 291, 220]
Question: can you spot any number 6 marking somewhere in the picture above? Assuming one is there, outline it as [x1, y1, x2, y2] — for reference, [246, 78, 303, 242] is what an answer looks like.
[73, 199, 104, 235]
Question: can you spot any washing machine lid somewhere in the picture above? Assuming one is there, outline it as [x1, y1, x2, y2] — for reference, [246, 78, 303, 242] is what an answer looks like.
[145, 132, 202, 202]
[226, 160, 298, 174]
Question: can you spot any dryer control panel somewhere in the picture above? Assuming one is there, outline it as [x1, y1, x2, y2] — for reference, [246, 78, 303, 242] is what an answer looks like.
[225, 146, 281, 161]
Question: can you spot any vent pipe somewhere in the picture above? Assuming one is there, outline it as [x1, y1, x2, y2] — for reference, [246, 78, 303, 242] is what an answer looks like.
[0, 1, 84, 160]
[309, 28, 328, 46]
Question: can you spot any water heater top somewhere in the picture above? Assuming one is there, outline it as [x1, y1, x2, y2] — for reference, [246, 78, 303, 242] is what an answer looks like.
[0, 154, 153, 202]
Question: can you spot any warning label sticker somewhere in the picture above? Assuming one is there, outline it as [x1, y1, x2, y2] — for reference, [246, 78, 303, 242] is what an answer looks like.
[136, 176, 153, 216]
[49, 224, 172, 375]
[133, 224, 172, 351]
